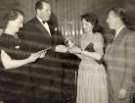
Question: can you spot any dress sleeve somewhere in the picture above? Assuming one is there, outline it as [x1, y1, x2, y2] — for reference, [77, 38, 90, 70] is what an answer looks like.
[93, 33, 104, 56]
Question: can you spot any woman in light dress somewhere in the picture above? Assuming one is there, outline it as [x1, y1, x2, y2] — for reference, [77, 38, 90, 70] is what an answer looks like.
[68, 13, 108, 103]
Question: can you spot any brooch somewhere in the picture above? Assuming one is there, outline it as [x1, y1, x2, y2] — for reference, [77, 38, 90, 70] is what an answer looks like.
[15, 45, 20, 49]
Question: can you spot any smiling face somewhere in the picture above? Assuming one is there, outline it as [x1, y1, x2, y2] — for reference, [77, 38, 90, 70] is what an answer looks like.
[10, 13, 24, 34]
[106, 10, 118, 30]
[81, 18, 93, 33]
[38, 2, 51, 21]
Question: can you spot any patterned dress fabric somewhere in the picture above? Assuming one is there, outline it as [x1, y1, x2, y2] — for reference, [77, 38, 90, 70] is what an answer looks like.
[77, 33, 108, 103]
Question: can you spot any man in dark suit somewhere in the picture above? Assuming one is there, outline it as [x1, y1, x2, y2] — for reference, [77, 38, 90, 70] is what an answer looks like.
[105, 7, 135, 103]
[20, 0, 65, 51]
[19, 0, 66, 103]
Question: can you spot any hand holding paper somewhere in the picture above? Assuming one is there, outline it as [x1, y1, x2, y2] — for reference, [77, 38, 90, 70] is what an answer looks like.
[37, 47, 51, 58]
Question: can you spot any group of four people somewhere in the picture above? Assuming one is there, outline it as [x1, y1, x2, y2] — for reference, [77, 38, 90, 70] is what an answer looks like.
[0, 0, 135, 103]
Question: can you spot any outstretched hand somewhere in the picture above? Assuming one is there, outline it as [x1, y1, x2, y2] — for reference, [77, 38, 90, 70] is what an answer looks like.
[28, 50, 47, 63]
[27, 52, 41, 63]
[55, 45, 68, 53]
[68, 46, 82, 54]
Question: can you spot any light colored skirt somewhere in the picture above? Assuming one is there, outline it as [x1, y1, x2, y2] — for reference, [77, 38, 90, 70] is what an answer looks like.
[77, 60, 108, 103]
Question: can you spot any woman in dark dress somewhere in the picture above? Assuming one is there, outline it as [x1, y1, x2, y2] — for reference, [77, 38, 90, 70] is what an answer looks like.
[0, 9, 44, 103]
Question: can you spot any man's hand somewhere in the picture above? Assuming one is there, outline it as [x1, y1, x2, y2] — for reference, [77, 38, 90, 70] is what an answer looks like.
[118, 88, 127, 99]
[55, 45, 68, 53]
[68, 46, 81, 54]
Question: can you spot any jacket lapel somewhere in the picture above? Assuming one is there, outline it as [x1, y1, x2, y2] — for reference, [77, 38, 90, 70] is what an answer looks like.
[113, 27, 127, 45]
[33, 18, 52, 38]
[105, 27, 127, 55]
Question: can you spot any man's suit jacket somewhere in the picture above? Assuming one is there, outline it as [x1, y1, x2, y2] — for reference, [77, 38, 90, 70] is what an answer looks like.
[19, 17, 65, 103]
[104, 27, 135, 103]
[19, 17, 64, 52]
[19, 17, 80, 103]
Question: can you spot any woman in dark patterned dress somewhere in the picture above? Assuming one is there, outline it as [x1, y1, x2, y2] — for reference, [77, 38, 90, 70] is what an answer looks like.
[0, 9, 43, 103]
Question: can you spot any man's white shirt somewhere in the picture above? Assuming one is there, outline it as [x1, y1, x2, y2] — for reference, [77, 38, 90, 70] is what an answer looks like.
[114, 25, 125, 40]
[36, 16, 51, 37]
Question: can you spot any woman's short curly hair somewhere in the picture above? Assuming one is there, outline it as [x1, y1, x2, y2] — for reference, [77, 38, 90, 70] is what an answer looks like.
[81, 12, 104, 34]
[1, 9, 24, 30]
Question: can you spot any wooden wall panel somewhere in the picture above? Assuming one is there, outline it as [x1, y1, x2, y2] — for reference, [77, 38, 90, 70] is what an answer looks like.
[0, 0, 131, 44]
[48, 0, 127, 45]
[0, 0, 19, 24]
[50, 0, 91, 45]
[19, 0, 34, 22]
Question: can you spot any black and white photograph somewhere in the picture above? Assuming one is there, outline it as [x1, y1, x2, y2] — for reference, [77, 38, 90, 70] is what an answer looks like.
[0, 0, 135, 103]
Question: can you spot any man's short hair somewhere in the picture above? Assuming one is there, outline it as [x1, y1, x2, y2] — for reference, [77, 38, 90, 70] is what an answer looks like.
[108, 7, 126, 22]
[35, 0, 50, 10]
